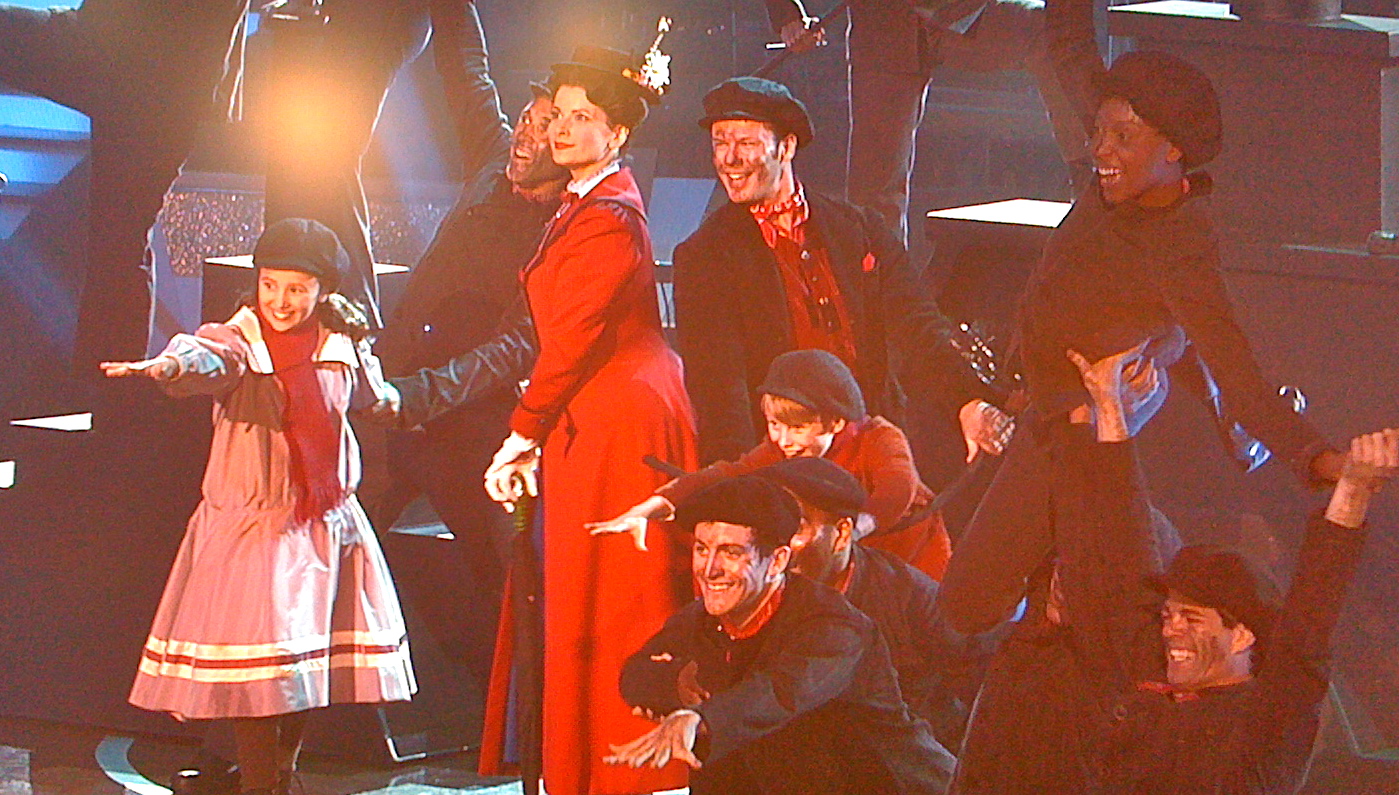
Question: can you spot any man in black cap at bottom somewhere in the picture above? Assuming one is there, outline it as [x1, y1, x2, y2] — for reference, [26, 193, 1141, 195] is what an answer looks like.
[1092, 429, 1396, 794]
[606, 475, 955, 794]
[673, 75, 1011, 471]
[757, 456, 989, 749]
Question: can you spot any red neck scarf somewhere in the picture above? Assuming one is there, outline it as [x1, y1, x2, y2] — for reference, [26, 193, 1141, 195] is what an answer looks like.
[721, 580, 787, 640]
[260, 313, 344, 522]
[749, 183, 809, 248]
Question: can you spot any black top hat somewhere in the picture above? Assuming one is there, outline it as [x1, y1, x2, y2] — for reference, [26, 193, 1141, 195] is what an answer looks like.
[253, 218, 346, 293]
[698, 76, 814, 149]
[551, 45, 664, 106]
[1093, 51, 1222, 169]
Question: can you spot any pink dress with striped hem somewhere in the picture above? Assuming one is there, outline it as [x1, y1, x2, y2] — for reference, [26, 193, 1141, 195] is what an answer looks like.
[128, 308, 416, 720]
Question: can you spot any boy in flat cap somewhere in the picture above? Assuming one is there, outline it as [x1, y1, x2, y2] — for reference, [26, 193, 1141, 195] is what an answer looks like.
[591, 348, 957, 579]
[607, 475, 956, 794]
[938, 0, 1341, 640]
[673, 76, 1012, 478]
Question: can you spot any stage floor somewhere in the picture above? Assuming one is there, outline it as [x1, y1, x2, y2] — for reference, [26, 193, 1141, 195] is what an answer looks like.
[2, 711, 1396, 795]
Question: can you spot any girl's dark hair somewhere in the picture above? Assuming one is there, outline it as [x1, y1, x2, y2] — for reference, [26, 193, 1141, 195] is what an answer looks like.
[549, 71, 649, 131]
[318, 293, 371, 341]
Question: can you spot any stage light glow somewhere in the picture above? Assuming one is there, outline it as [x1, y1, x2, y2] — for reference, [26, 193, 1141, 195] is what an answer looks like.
[0, 461, 14, 488]
[206, 255, 407, 274]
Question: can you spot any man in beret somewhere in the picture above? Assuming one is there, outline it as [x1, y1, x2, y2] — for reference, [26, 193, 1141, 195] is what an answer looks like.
[606, 475, 956, 793]
[673, 75, 1012, 471]
[1091, 428, 1396, 794]
[767, 0, 1088, 243]
[758, 456, 989, 749]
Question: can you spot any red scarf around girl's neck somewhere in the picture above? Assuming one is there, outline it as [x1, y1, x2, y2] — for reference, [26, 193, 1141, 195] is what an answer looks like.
[259, 312, 344, 522]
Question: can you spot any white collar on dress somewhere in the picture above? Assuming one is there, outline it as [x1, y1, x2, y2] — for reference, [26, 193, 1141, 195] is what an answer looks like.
[566, 160, 621, 201]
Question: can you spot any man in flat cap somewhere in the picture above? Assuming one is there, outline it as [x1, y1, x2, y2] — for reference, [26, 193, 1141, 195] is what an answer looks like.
[767, 0, 1088, 243]
[1090, 428, 1395, 793]
[606, 474, 956, 793]
[673, 75, 1012, 473]
[758, 456, 988, 749]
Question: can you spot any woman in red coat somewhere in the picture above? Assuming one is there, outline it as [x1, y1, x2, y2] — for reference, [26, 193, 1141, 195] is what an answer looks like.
[479, 45, 698, 795]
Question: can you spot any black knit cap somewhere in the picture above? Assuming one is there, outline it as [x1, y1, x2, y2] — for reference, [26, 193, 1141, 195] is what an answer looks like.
[757, 457, 868, 520]
[550, 45, 663, 105]
[674, 475, 802, 555]
[698, 76, 814, 149]
[1094, 50, 1222, 169]
[1153, 544, 1280, 647]
[253, 218, 345, 293]
[758, 349, 866, 423]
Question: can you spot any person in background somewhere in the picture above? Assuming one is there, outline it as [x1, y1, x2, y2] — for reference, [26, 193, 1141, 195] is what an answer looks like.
[673, 76, 1011, 471]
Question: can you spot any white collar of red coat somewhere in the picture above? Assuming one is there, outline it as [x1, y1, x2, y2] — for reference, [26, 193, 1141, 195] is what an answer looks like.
[226, 306, 359, 374]
[566, 160, 622, 202]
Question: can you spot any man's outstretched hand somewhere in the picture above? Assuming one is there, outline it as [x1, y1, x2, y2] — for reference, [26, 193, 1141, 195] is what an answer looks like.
[1325, 428, 1398, 529]
[604, 709, 704, 770]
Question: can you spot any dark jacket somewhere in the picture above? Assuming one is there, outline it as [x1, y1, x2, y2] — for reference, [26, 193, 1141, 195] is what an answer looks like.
[950, 430, 1166, 795]
[1033, 0, 1328, 479]
[673, 192, 987, 464]
[620, 575, 955, 794]
[1093, 515, 1368, 795]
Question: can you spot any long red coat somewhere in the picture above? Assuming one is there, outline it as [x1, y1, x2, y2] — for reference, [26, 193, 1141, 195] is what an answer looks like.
[479, 167, 697, 795]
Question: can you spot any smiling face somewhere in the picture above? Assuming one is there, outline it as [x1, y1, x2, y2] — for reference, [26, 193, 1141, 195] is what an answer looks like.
[506, 95, 567, 189]
[1161, 593, 1255, 690]
[257, 268, 325, 332]
[710, 119, 795, 206]
[1091, 97, 1186, 208]
[762, 394, 844, 459]
[549, 84, 627, 177]
[692, 521, 789, 622]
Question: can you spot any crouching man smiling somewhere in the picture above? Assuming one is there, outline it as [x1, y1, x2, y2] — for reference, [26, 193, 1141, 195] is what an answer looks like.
[606, 475, 956, 794]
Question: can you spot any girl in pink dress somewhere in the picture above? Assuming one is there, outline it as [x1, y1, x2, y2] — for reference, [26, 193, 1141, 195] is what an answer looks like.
[102, 219, 415, 795]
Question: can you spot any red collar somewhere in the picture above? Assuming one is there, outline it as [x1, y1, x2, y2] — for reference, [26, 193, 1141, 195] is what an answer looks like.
[721, 580, 787, 640]
[749, 183, 809, 248]
[1136, 680, 1201, 703]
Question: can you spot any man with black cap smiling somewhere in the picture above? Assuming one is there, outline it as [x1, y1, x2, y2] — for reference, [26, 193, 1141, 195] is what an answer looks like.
[1091, 428, 1396, 794]
[607, 474, 956, 793]
[757, 456, 986, 748]
[673, 75, 1011, 470]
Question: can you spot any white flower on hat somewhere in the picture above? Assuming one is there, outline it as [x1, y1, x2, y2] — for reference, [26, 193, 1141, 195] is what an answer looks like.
[626, 16, 672, 96]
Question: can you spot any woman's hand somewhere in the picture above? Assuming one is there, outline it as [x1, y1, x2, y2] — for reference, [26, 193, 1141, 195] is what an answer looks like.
[484, 431, 540, 513]
[99, 356, 178, 381]
[586, 495, 675, 551]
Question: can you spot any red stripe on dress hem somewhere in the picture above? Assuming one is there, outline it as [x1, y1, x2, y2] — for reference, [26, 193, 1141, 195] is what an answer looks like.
[142, 643, 403, 669]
